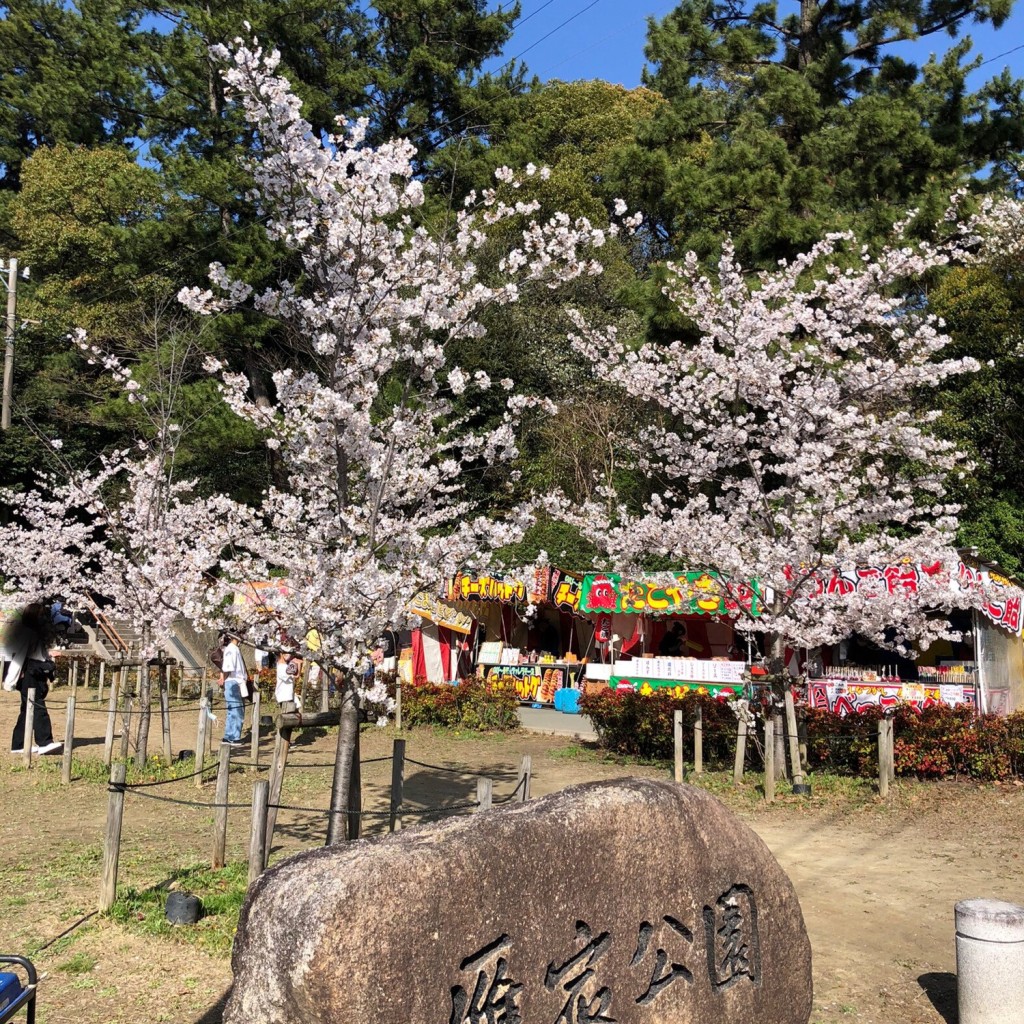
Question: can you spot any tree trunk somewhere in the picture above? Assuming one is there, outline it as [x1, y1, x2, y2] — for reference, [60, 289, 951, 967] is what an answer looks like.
[773, 707, 787, 781]
[798, 0, 817, 69]
[135, 660, 152, 769]
[326, 677, 360, 845]
[767, 617, 788, 780]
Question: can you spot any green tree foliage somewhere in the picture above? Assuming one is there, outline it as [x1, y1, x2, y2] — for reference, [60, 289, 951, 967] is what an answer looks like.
[0, 0, 146, 195]
[0, 0, 527, 494]
[931, 263, 1024, 575]
[635, 0, 1024, 265]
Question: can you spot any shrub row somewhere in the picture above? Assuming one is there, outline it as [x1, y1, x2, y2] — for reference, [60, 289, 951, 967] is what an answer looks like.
[403, 679, 521, 732]
[581, 688, 1024, 781]
[578, 689, 742, 764]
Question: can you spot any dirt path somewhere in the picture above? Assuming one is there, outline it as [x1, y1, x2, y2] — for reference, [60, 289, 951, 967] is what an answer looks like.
[1, 685, 1021, 1023]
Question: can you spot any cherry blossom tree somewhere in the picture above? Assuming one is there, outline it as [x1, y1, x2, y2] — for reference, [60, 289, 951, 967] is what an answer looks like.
[181, 38, 633, 838]
[560, 226, 1007, 679]
[0, 331, 249, 765]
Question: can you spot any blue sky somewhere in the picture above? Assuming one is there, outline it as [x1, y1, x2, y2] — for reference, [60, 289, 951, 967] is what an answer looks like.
[497, 0, 1024, 88]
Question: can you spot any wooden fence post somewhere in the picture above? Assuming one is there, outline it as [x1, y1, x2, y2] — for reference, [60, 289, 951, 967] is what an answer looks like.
[395, 676, 402, 733]
[476, 777, 493, 812]
[61, 693, 76, 785]
[347, 726, 361, 841]
[264, 727, 293, 868]
[205, 691, 214, 758]
[733, 716, 748, 785]
[764, 715, 776, 803]
[160, 681, 172, 765]
[23, 688, 35, 768]
[878, 718, 890, 798]
[83, 660, 90, 691]
[249, 690, 261, 768]
[71, 659, 79, 692]
[784, 689, 806, 791]
[694, 705, 704, 775]
[99, 762, 127, 911]
[248, 779, 269, 886]
[195, 696, 210, 787]
[103, 671, 119, 767]
[389, 738, 406, 832]
[98, 661, 105, 704]
[119, 696, 133, 761]
[517, 754, 532, 801]
[211, 743, 232, 868]
[176, 664, 183, 700]
[884, 712, 892, 782]
[673, 709, 685, 783]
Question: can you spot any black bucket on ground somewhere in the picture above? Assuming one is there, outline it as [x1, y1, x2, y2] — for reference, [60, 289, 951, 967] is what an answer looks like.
[165, 891, 203, 925]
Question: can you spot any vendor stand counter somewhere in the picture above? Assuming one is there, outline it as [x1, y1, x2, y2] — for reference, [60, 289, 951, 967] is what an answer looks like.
[807, 674, 977, 715]
[480, 660, 585, 705]
[608, 657, 746, 699]
[481, 656, 747, 707]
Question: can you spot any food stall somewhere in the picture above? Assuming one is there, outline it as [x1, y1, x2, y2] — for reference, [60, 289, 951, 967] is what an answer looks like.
[802, 557, 1024, 715]
[575, 572, 758, 700]
[448, 569, 593, 704]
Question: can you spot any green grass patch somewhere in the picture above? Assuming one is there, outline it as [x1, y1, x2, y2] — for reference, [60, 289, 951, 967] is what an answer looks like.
[16, 752, 216, 790]
[57, 952, 96, 975]
[107, 862, 248, 957]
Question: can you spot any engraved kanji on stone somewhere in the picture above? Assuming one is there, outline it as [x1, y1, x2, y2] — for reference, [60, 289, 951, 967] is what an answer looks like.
[703, 884, 761, 990]
[544, 920, 615, 1023]
[449, 934, 523, 1024]
[629, 916, 694, 1004]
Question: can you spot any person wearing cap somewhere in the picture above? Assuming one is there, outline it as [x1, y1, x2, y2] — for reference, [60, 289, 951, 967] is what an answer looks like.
[218, 631, 248, 746]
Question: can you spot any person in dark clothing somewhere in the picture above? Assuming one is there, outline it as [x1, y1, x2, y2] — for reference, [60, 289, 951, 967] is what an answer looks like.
[659, 621, 687, 657]
[3, 604, 60, 754]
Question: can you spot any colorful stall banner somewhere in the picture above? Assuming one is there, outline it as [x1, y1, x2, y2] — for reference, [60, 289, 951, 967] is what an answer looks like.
[957, 563, 1023, 635]
[610, 677, 744, 699]
[807, 680, 976, 716]
[407, 592, 474, 635]
[447, 573, 528, 605]
[484, 663, 582, 705]
[580, 572, 762, 618]
[547, 568, 584, 613]
[792, 559, 1023, 636]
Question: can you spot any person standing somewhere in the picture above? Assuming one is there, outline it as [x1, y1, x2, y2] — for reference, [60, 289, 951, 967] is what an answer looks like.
[3, 604, 61, 755]
[275, 650, 297, 712]
[218, 632, 248, 747]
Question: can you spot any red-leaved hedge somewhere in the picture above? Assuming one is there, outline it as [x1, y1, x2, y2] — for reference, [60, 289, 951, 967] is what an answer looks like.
[581, 688, 1024, 780]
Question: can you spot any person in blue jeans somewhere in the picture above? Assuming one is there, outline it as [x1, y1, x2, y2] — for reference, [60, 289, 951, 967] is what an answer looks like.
[218, 632, 248, 746]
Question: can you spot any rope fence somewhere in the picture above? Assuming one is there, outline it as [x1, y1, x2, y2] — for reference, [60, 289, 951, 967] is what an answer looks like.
[96, 736, 534, 913]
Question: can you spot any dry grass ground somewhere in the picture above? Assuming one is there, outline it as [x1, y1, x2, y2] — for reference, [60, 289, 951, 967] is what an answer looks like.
[1, 685, 1021, 1023]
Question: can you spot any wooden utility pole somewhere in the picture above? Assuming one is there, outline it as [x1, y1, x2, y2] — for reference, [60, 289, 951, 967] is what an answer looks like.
[2, 257, 18, 431]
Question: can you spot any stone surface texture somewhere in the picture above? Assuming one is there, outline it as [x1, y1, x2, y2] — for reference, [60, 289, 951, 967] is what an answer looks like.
[955, 898, 1024, 1024]
[224, 778, 812, 1024]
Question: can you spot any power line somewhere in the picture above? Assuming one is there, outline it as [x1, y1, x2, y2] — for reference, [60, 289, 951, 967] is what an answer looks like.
[514, 0, 604, 64]
[422, 0, 608, 147]
[978, 42, 1024, 68]
[539, 1, 677, 79]
[516, 0, 562, 31]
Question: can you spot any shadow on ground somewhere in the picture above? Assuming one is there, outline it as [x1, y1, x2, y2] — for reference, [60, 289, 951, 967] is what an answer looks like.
[918, 971, 957, 1024]
[195, 987, 231, 1024]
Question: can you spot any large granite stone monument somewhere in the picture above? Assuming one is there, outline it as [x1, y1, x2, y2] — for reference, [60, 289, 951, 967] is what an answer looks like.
[225, 778, 812, 1023]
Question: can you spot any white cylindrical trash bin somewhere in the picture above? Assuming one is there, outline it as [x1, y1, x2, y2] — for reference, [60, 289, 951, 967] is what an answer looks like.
[955, 898, 1024, 1024]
